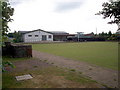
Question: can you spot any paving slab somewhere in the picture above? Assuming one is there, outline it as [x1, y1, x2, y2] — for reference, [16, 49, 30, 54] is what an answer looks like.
[16, 74, 33, 81]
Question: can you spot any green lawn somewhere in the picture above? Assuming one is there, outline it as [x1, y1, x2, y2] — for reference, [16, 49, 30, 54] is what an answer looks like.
[32, 42, 118, 70]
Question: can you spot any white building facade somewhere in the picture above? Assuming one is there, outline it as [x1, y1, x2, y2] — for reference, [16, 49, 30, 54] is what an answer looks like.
[23, 29, 53, 42]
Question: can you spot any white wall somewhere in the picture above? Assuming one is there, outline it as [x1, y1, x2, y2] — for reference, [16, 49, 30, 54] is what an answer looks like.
[118, 23, 120, 30]
[23, 30, 53, 42]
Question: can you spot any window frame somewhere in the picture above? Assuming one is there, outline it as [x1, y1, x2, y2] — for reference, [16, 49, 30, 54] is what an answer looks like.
[28, 35, 32, 37]
[35, 35, 39, 37]
[48, 35, 52, 38]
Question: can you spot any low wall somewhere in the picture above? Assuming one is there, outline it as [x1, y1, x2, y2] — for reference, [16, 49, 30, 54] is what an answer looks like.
[2, 42, 32, 58]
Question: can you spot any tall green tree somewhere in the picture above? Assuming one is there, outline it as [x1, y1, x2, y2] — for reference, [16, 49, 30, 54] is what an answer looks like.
[0, 0, 15, 73]
[96, 0, 120, 31]
[1, 0, 14, 35]
[108, 31, 112, 36]
[13, 31, 21, 43]
[101, 32, 105, 37]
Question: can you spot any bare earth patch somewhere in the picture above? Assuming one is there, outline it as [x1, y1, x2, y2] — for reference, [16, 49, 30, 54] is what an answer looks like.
[29, 74, 102, 88]
[3, 58, 103, 88]
[32, 50, 118, 88]
[4, 59, 51, 72]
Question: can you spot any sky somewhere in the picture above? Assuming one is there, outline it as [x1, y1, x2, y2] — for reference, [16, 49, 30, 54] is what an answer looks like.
[8, 0, 118, 34]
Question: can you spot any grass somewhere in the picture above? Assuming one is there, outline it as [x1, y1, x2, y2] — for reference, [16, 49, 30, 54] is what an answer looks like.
[2, 67, 102, 88]
[32, 42, 118, 70]
[70, 69, 76, 72]
[2, 56, 33, 62]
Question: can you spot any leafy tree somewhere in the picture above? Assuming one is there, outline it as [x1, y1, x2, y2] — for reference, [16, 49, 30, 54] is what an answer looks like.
[91, 32, 94, 35]
[108, 31, 112, 36]
[101, 32, 105, 36]
[96, 0, 120, 30]
[1, 1, 14, 35]
[2, 35, 8, 42]
[0, 0, 15, 72]
[0, 0, 14, 44]
[13, 31, 22, 43]
[7, 32, 14, 38]
[98, 31, 109, 38]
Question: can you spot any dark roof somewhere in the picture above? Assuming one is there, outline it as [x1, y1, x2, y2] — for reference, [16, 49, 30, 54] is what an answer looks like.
[19, 29, 53, 34]
[18, 31, 30, 34]
[116, 30, 120, 34]
[77, 32, 84, 33]
[48, 31, 69, 35]
[84, 33, 94, 36]
[68, 34, 76, 36]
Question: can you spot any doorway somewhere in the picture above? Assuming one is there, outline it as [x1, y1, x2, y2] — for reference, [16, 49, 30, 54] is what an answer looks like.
[42, 35, 47, 41]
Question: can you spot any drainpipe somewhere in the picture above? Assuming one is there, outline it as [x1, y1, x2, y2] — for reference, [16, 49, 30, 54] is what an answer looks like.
[77, 32, 79, 42]
[78, 33, 79, 42]
[117, 23, 120, 31]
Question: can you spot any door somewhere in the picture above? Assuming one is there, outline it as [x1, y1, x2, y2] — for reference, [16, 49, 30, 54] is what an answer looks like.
[42, 35, 47, 41]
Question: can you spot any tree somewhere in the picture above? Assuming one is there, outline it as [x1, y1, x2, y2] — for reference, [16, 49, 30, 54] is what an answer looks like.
[91, 32, 94, 35]
[7, 32, 14, 38]
[0, 0, 15, 72]
[99, 31, 108, 37]
[13, 31, 22, 43]
[1, 1, 14, 35]
[96, 0, 120, 30]
[101, 32, 105, 36]
[108, 31, 112, 36]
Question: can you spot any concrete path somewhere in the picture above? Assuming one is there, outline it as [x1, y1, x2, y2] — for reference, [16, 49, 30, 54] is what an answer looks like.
[33, 50, 118, 88]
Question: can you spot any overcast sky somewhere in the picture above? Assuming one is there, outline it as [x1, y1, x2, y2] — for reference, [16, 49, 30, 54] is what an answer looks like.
[9, 0, 118, 34]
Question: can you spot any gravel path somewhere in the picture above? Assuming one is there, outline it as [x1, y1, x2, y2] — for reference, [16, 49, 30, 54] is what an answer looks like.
[33, 50, 118, 88]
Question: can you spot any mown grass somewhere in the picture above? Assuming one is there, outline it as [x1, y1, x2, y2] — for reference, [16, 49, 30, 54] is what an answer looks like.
[32, 42, 118, 70]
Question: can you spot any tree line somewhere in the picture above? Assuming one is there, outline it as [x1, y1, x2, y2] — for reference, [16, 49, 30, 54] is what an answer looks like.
[96, 31, 118, 41]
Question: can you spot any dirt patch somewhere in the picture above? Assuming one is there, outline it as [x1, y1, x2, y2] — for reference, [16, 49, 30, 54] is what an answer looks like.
[33, 50, 118, 88]
[3, 59, 103, 88]
[29, 74, 102, 88]
[4, 59, 52, 72]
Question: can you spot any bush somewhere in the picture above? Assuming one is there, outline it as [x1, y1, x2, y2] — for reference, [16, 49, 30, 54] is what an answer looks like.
[2, 61, 16, 72]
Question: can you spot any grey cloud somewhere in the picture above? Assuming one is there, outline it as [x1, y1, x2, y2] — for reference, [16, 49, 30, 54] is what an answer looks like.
[55, 1, 84, 12]
[9, 0, 22, 6]
[9, 0, 34, 7]
[10, 2, 21, 7]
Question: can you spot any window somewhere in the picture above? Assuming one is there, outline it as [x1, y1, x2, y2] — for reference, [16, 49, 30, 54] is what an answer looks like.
[35, 35, 38, 37]
[28, 35, 32, 37]
[48, 35, 52, 38]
